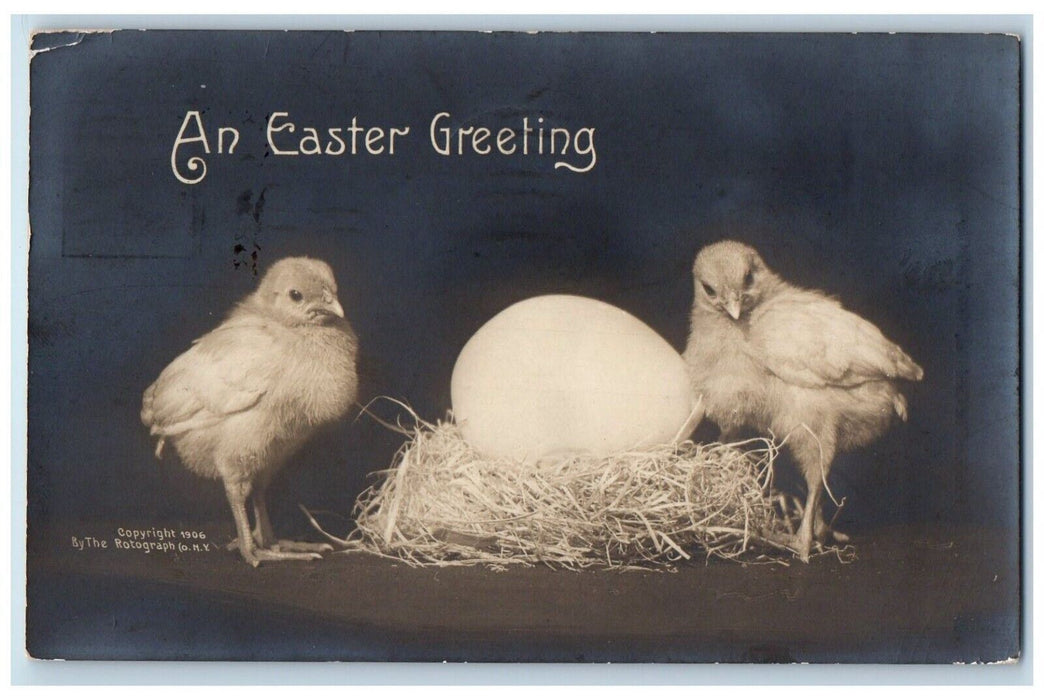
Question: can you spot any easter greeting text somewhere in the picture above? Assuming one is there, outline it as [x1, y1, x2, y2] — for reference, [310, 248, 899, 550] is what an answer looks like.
[171, 110, 599, 185]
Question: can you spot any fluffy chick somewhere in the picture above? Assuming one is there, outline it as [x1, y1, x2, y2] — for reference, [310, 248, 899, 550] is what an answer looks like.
[141, 257, 359, 566]
[683, 240, 923, 561]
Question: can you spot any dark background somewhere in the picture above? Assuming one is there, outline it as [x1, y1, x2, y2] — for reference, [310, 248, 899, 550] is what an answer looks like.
[26, 31, 1021, 662]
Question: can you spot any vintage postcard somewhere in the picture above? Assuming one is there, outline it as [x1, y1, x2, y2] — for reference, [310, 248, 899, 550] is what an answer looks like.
[24, 28, 1021, 663]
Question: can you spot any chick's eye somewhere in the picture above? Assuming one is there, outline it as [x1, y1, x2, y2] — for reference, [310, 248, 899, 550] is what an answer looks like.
[288, 289, 303, 303]
[701, 282, 717, 298]
[743, 270, 754, 289]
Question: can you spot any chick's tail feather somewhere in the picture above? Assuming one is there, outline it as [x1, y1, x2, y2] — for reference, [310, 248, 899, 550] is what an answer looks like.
[141, 382, 167, 459]
[140, 383, 156, 427]
[894, 350, 924, 382]
[893, 394, 909, 422]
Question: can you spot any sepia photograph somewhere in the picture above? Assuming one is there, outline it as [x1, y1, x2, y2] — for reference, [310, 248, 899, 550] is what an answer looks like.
[22, 25, 1022, 666]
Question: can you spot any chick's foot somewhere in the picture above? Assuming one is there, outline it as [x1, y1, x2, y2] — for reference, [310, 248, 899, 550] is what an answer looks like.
[815, 525, 851, 544]
[223, 526, 268, 551]
[813, 508, 851, 544]
[225, 536, 333, 555]
[762, 531, 815, 563]
[235, 545, 324, 567]
[269, 540, 334, 554]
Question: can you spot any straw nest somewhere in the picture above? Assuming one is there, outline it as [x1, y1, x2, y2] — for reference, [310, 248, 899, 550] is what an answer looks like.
[312, 405, 850, 569]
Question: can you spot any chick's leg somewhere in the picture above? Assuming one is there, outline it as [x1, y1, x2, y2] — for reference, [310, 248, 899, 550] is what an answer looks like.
[761, 487, 818, 561]
[250, 471, 277, 546]
[802, 435, 849, 546]
[789, 434, 836, 562]
[223, 476, 323, 566]
[813, 504, 851, 544]
[793, 480, 820, 563]
[223, 476, 262, 567]
[251, 479, 332, 555]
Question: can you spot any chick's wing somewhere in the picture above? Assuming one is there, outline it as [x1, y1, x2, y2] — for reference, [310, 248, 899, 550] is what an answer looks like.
[143, 320, 282, 437]
[746, 291, 915, 389]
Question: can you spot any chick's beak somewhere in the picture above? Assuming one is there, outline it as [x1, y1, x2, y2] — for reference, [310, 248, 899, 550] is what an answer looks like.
[724, 295, 742, 320]
[325, 297, 345, 319]
[309, 292, 345, 320]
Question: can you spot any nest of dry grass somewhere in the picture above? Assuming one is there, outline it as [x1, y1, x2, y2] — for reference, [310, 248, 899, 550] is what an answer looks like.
[310, 402, 839, 569]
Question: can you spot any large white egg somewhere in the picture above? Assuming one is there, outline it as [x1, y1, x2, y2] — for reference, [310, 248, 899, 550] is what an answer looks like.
[451, 294, 701, 461]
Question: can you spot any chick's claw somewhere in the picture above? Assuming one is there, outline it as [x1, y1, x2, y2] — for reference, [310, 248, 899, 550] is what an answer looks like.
[243, 547, 325, 568]
[269, 540, 334, 554]
[760, 531, 813, 563]
[225, 536, 332, 557]
[252, 548, 324, 562]
[814, 523, 851, 544]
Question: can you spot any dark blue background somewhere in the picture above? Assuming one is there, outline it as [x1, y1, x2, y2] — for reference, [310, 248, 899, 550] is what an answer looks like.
[28, 31, 1020, 541]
